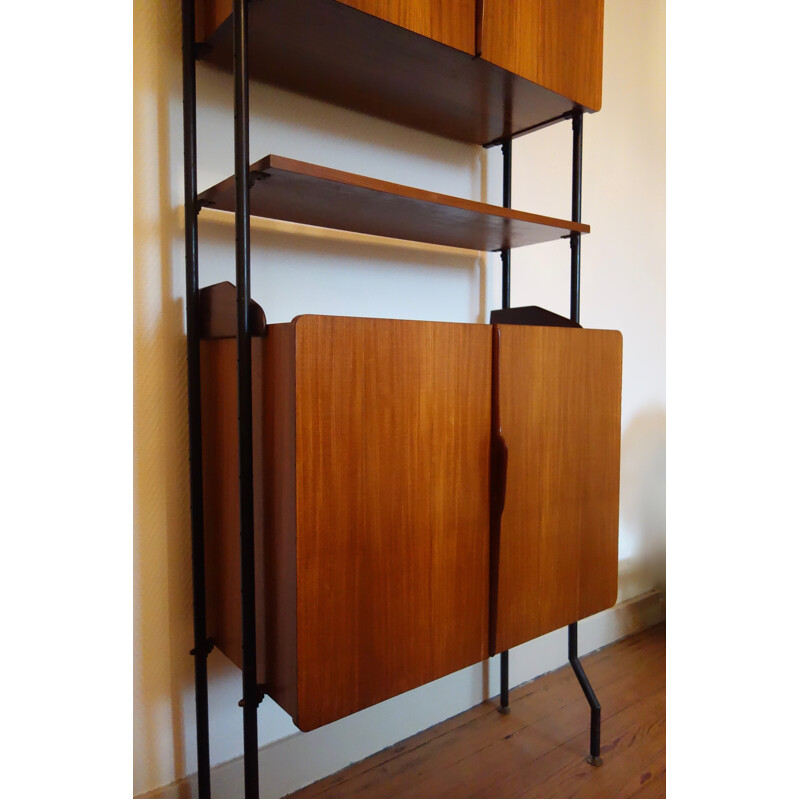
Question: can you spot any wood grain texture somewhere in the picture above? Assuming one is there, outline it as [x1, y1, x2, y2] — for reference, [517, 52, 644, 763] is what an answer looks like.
[292, 315, 491, 730]
[200, 316, 492, 731]
[199, 0, 590, 145]
[482, 0, 605, 111]
[198, 155, 588, 252]
[261, 324, 299, 719]
[290, 623, 666, 798]
[335, 0, 476, 54]
[491, 325, 622, 654]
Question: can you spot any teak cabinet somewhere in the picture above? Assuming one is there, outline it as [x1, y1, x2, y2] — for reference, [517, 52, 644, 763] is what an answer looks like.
[197, 0, 604, 144]
[336, 0, 477, 54]
[200, 312, 621, 730]
[481, 0, 604, 111]
[201, 315, 493, 731]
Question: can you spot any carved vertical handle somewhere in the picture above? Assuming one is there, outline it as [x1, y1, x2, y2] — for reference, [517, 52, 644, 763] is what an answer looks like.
[489, 324, 506, 656]
[490, 433, 508, 522]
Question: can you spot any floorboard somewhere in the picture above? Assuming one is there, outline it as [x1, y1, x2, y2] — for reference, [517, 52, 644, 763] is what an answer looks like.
[289, 623, 666, 799]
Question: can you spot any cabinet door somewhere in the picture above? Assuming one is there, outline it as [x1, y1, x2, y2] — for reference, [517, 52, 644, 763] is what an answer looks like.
[480, 0, 604, 110]
[491, 325, 621, 655]
[292, 315, 491, 730]
[336, 0, 478, 54]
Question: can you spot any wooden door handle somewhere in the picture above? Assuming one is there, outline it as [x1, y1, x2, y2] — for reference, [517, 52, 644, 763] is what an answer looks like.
[491, 433, 508, 522]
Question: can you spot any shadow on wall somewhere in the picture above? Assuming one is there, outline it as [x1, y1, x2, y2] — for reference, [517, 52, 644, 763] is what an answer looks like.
[133, 0, 194, 792]
[196, 212, 488, 324]
[618, 407, 666, 597]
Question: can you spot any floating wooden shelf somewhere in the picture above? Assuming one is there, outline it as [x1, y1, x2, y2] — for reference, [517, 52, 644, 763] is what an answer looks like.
[198, 155, 588, 252]
[198, 0, 593, 145]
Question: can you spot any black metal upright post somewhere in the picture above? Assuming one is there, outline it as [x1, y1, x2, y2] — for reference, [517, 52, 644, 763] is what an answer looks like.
[566, 109, 602, 767]
[570, 112, 583, 325]
[498, 137, 512, 715]
[233, 0, 260, 796]
[182, 0, 212, 796]
[501, 138, 512, 310]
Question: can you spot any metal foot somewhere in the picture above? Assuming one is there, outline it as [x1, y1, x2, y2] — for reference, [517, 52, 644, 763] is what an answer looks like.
[499, 649, 510, 712]
[568, 622, 603, 766]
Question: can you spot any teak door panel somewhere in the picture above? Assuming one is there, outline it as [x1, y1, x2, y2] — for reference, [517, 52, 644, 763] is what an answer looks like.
[480, 0, 605, 110]
[201, 316, 491, 731]
[490, 325, 622, 655]
[334, 0, 477, 54]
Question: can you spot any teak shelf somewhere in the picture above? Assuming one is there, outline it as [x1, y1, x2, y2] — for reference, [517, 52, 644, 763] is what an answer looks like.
[198, 155, 589, 251]
[182, 1, 615, 796]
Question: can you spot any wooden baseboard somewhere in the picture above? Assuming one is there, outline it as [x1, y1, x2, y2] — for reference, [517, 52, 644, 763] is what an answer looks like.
[138, 589, 665, 799]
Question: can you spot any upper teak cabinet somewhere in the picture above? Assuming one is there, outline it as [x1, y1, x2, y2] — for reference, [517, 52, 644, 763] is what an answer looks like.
[480, 0, 604, 111]
[336, 0, 478, 54]
[197, 0, 605, 144]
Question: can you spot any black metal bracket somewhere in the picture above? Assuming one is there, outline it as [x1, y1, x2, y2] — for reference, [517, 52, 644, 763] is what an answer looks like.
[190, 639, 215, 657]
[238, 687, 266, 709]
[568, 623, 603, 766]
[482, 108, 580, 148]
[248, 170, 269, 188]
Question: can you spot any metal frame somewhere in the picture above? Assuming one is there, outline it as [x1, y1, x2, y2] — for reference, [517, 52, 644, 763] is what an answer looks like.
[182, 0, 601, 786]
[182, 0, 261, 795]
[181, 0, 212, 796]
[493, 110, 602, 767]
[232, 0, 262, 796]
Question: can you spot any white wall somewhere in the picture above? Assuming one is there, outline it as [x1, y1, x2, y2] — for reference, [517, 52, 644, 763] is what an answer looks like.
[133, 0, 665, 796]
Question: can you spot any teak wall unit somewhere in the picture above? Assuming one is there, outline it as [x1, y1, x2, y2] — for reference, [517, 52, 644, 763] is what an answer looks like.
[181, 0, 614, 796]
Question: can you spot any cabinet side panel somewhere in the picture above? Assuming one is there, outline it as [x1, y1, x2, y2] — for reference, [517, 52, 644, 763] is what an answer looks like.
[493, 326, 621, 652]
[200, 338, 298, 719]
[577, 331, 622, 618]
[481, 0, 604, 110]
[195, 0, 229, 42]
[199, 339, 253, 674]
[261, 323, 299, 721]
[335, 0, 477, 54]
[293, 316, 491, 731]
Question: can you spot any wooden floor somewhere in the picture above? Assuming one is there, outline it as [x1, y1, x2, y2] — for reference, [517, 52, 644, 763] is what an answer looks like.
[289, 624, 665, 799]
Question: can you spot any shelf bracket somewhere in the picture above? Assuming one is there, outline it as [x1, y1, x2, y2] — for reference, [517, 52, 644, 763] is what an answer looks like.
[189, 638, 215, 657]
[238, 687, 266, 709]
[248, 170, 269, 188]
